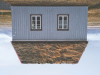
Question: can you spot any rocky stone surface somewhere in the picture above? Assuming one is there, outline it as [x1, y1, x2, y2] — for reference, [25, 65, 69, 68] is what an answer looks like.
[0, 1, 11, 10]
[12, 41, 88, 64]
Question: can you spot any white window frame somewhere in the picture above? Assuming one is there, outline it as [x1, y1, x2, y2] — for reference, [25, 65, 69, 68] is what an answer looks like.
[31, 15, 42, 30]
[58, 15, 69, 30]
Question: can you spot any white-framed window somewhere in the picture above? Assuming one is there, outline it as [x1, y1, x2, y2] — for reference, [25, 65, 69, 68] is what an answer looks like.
[57, 15, 69, 30]
[30, 15, 42, 30]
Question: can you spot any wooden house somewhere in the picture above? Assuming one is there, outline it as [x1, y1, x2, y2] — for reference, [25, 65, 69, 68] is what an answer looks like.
[4, 0, 88, 64]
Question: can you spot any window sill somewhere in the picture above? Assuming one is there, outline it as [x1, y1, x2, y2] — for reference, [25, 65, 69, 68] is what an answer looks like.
[57, 29, 69, 31]
[31, 29, 42, 31]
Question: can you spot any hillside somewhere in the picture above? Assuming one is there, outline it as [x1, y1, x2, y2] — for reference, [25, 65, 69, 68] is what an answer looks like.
[2, 0, 100, 6]
[0, 0, 100, 27]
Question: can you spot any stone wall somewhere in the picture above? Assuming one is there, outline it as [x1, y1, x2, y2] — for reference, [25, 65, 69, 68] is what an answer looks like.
[12, 41, 88, 64]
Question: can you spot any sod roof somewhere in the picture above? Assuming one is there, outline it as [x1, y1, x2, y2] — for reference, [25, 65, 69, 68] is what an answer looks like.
[12, 41, 88, 64]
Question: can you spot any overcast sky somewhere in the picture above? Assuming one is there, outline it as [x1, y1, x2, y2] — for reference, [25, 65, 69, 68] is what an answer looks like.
[0, 27, 100, 75]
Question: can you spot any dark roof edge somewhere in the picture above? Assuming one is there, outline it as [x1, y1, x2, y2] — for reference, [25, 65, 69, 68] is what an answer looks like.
[11, 41, 88, 43]
[11, 5, 88, 6]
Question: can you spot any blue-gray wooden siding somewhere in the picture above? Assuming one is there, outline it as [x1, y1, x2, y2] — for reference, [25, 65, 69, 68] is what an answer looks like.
[11, 6, 88, 41]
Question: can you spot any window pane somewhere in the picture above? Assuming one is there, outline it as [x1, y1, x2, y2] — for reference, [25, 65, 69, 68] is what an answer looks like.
[37, 25, 40, 29]
[59, 17, 62, 20]
[37, 21, 40, 24]
[32, 21, 35, 24]
[59, 21, 62, 24]
[64, 21, 67, 24]
[31, 15, 42, 30]
[32, 24, 35, 29]
[37, 17, 40, 20]
[32, 17, 35, 20]
[64, 17, 67, 20]
[59, 24, 62, 28]
[64, 24, 67, 28]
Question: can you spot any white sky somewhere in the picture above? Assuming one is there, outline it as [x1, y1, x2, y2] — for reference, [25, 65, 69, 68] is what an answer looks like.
[0, 28, 100, 75]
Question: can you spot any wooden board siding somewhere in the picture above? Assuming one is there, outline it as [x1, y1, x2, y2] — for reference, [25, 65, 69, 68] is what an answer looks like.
[11, 6, 88, 41]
